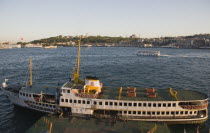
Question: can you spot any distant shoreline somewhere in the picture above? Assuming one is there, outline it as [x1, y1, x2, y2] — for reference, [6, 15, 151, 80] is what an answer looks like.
[1, 46, 210, 50]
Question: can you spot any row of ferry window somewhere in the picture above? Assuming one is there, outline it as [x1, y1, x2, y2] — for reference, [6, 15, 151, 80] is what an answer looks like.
[61, 99, 90, 104]
[20, 92, 32, 97]
[119, 110, 197, 115]
[61, 99, 177, 107]
[101, 102, 177, 107]
[29, 101, 55, 108]
[61, 99, 176, 107]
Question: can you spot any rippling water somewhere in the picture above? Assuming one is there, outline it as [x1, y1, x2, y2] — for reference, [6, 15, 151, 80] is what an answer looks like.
[0, 47, 210, 133]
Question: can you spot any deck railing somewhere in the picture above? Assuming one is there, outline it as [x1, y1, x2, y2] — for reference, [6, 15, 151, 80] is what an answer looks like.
[180, 104, 208, 110]
[121, 115, 206, 120]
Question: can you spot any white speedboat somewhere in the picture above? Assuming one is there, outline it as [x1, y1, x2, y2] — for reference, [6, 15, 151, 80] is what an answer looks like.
[136, 50, 160, 56]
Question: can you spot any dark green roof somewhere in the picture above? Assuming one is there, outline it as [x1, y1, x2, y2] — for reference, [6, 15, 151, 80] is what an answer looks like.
[64, 82, 208, 101]
[98, 87, 207, 101]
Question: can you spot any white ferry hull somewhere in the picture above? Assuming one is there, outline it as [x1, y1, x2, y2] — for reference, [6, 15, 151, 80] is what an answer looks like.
[2, 89, 55, 114]
[59, 82, 208, 124]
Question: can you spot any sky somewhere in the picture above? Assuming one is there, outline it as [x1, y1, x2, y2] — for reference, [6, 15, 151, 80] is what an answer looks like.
[0, 0, 210, 42]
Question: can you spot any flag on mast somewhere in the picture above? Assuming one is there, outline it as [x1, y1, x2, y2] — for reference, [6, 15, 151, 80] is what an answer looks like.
[20, 38, 24, 40]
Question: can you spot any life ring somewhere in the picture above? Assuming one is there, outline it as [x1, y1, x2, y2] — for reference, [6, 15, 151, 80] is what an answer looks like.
[78, 94, 81, 97]
[184, 106, 187, 109]
[81, 94, 85, 97]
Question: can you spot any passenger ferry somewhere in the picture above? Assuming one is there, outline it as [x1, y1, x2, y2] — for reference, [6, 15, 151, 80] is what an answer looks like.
[1, 37, 208, 124]
[136, 50, 160, 56]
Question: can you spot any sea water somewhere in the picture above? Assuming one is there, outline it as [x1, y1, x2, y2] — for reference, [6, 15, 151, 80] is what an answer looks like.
[0, 47, 210, 133]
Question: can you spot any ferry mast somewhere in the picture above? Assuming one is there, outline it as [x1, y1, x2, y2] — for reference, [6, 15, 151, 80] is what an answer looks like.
[29, 56, 33, 87]
[72, 36, 81, 84]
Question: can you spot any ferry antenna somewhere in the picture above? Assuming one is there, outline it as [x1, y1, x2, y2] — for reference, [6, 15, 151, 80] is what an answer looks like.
[73, 36, 81, 84]
[29, 56, 33, 87]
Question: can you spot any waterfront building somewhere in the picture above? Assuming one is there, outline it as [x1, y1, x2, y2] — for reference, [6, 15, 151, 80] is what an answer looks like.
[25, 44, 43, 48]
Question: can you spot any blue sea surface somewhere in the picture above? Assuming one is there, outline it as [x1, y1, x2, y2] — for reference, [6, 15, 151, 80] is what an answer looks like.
[0, 47, 210, 133]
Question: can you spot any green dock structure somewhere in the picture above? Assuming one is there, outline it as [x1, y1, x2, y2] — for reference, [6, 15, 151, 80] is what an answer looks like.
[26, 116, 171, 133]
[26, 115, 210, 133]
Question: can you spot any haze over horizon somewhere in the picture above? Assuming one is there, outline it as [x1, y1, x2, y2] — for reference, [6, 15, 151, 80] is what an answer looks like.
[0, 0, 210, 43]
